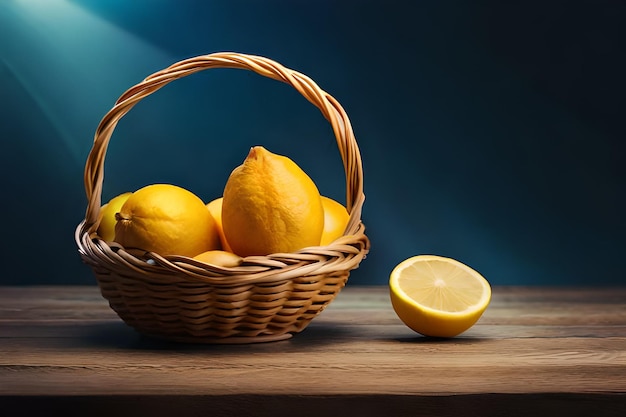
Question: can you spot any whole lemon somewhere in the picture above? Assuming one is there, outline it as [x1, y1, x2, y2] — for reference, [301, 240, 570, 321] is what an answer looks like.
[320, 196, 350, 245]
[222, 146, 324, 257]
[206, 197, 233, 252]
[97, 192, 132, 241]
[114, 184, 220, 257]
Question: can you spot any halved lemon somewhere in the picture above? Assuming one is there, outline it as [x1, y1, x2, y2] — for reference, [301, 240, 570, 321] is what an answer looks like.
[389, 255, 491, 338]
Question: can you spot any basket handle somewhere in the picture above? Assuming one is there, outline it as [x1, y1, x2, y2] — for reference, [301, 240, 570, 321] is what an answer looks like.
[83, 52, 365, 237]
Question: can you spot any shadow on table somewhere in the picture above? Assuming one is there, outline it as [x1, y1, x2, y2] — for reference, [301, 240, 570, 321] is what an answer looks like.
[390, 335, 492, 344]
[78, 320, 355, 352]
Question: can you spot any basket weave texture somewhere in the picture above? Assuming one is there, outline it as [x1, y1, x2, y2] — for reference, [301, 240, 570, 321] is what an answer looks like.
[75, 52, 369, 343]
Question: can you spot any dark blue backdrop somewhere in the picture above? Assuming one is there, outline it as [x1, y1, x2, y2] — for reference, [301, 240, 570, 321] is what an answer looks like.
[1, 0, 624, 286]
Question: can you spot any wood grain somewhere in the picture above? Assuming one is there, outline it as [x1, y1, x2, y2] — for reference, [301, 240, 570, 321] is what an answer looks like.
[1, 285, 625, 416]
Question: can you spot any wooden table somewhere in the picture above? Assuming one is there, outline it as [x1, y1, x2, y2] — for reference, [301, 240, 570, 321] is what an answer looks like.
[1, 285, 625, 416]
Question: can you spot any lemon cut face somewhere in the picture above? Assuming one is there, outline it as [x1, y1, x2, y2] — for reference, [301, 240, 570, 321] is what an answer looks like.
[389, 255, 491, 338]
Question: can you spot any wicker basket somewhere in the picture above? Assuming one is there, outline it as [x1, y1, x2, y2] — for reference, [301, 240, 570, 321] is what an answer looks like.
[75, 52, 369, 344]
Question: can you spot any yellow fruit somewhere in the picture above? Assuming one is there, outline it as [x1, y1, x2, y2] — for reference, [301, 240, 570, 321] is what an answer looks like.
[114, 184, 220, 257]
[222, 146, 324, 257]
[320, 196, 350, 245]
[193, 250, 243, 267]
[389, 255, 491, 338]
[206, 197, 233, 252]
[97, 192, 132, 241]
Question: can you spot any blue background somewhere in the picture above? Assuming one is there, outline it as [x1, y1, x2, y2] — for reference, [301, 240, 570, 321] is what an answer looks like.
[1, 0, 624, 286]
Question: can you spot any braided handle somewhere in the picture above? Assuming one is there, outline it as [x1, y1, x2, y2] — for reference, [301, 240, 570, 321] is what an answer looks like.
[82, 52, 365, 237]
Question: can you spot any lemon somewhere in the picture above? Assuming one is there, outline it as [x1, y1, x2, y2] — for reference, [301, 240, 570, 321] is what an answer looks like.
[114, 184, 220, 257]
[389, 255, 491, 338]
[193, 250, 243, 267]
[222, 146, 324, 257]
[206, 197, 233, 252]
[97, 192, 132, 241]
[320, 196, 350, 245]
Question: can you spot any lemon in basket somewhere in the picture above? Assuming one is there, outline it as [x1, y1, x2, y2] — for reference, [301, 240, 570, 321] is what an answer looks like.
[389, 255, 491, 338]
[193, 250, 243, 267]
[222, 146, 324, 257]
[114, 184, 220, 257]
[97, 192, 132, 241]
[320, 196, 350, 245]
[206, 197, 233, 252]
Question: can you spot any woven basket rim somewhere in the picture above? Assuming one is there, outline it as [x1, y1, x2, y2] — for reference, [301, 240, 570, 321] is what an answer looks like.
[76, 52, 369, 285]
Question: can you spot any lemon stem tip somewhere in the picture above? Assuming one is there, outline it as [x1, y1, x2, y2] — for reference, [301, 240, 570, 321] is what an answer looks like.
[115, 212, 130, 221]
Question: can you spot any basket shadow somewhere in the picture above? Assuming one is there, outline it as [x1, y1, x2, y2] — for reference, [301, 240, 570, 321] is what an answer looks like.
[287, 323, 354, 346]
[77, 321, 145, 349]
[78, 320, 353, 352]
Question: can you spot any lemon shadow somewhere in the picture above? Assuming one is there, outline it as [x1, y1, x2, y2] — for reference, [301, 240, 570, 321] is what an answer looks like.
[391, 335, 492, 344]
